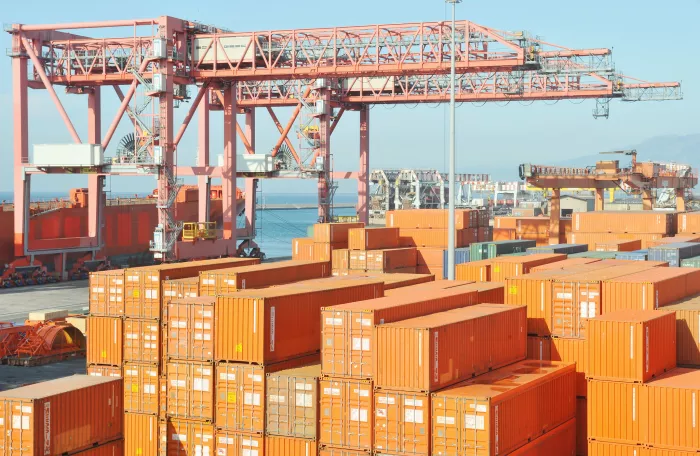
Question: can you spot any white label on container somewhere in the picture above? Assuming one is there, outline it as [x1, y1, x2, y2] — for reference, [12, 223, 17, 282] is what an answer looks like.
[173, 320, 187, 329]
[12, 415, 30, 430]
[93, 287, 105, 293]
[326, 317, 343, 326]
[244, 392, 261, 406]
[203, 279, 215, 285]
[464, 414, 485, 430]
[242, 439, 259, 447]
[436, 416, 455, 425]
[405, 399, 423, 407]
[219, 437, 234, 445]
[202, 310, 212, 318]
[126, 369, 138, 376]
[540, 283, 545, 312]
[376, 408, 387, 418]
[418, 332, 422, 367]
[171, 380, 186, 388]
[693, 392, 697, 428]
[557, 292, 572, 300]
[588, 305, 596, 319]
[193, 378, 210, 392]
[642, 285, 647, 310]
[352, 337, 370, 351]
[127, 275, 137, 282]
[172, 434, 187, 442]
[164, 291, 175, 297]
[145, 289, 158, 299]
[296, 393, 313, 407]
[253, 375, 262, 383]
[126, 333, 138, 340]
[468, 404, 488, 413]
[226, 279, 237, 286]
[579, 302, 588, 319]
[630, 326, 635, 360]
[495, 405, 499, 454]
[241, 451, 257, 456]
[295, 383, 313, 391]
[377, 396, 395, 405]
[405, 409, 424, 424]
[324, 388, 341, 396]
[434, 331, 439, 383]
[645, 326, 650, 373]
[632, 387, 636, 421]
[22, 406, 32, 414]
[350, 408, 368, 422]
[242, 279, 246, 289]
[361, 318, 372, 326]
[269, 395, 286, 404]
[220, 373, 236, 381]
[354, 388, 370, 397]
[145, 384, 156, 394]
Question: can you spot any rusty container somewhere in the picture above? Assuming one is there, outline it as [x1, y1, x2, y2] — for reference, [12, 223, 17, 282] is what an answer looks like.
[319, 377, 373, 452]
[573, 211, 674, 234]
[199, 260, 330, 295]
[88, 365, 122, 378]
[508, 418, 576, 456]
[162, 277, 199, 300]
[375, 304, 527, 392]
[490, 253, 567, 282]
[348, 227, 400, 250]
[266, 363, 321, 439]
[215, 354, 319, 434]
[602, 268, 700, 313]
[644, 367, 700, 451]
[321, 287, 479, 378]
[349, 250, 367, 270]
[216, 280, 383, 364]
[264, 436, 317, 456]
[529, 257, 602, 272]
[455, 259, 493, 282]
[551, 336, 589, 397]
[165, 297, 216, 361]
[313, 242, 344, 262]
[89, 270, 125, 316]
[166, 360, 214, 421]
[87, 315, 123, 367]
[123, 318, 160, 364]
[366, 248, 417, 271]
[214, 431, 264, 456]
[0, 376, 123, 456]
[77, 439, 124, 456]
[374, 390, 430, 455]
[416, 248, 444, 266]
[587, 441, 644, 456]
[123, 363, 159, 415]
[596, 239, 643, 252]
[386, 209, 478, 229]
[587, 379, 644, 444]
[163, 420, 215, 455]
[659, 295, 700, 366]
[124, 412, 159, 456]
[292, 237, 315, 261]
[587, 310, 676, 383]
[313, 222, 364, 243]
[125, 257, 260, 319]
[431, 360, 576, 456]
[527, 336, 552, 361]
[331, 249, 350, 270]
[577, 397, 587, 456]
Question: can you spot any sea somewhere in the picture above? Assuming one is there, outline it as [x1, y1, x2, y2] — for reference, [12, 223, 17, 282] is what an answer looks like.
[0, 191, 358, 259]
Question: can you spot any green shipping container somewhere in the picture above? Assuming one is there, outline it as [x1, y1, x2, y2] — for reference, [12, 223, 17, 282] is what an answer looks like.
[470, 240, 537, 261]
[681, 255, 700, 268]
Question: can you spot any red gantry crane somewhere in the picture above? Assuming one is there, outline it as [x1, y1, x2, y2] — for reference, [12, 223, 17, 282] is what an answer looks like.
[6, 17, 681, 267]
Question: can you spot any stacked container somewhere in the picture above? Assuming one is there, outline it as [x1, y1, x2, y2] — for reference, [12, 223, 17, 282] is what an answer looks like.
[658, 294, 700, 367]
[647, 242, 700, 267]
[334, 226, 420, 276]
[570, 211, 674, 249]
[469, 239, 536, 261]
[527, 243, 588, 255]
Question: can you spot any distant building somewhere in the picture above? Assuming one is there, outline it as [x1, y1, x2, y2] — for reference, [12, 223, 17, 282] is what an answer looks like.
[560, 194, 595, 216]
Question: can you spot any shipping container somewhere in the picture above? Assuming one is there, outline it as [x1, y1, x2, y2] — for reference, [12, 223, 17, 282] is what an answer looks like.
[213, 430, 263, 456]
[648, 235, 700, 248]
[89, 270, 125, 316]
[417, 247, 445, 266]
[576, 398, 587, 456]
[648, 242, 700, 267]
[441, 247, 470, 278]
[0, 376, 123, 456]
[348, 250, 367, 270]
[215, 354, 320, 433]
[348, 227, 400, 250]
[477, 226, 493, 242]
[527, 336, 551, 361]
[551, 337, 589, 397]
[602, 267, 700, 313]
[166, 361, 214, 421]
[331, 249, 350, 270]
[569, 251, 619, 259]
[681, 255, 700, 267]
[374, 390, 430, 455]
[515, 217, 551, 237]
[76, 439, 124, 456]
[587, 311, 676, 383]
[264, 436, 317, 456]
[375, 304, 527, 392]
[469, 240, 536, 261]
[658, 296, 700, 366]
[416, 263, 444, 279]
[216, 280, 382, 364]
[587, 379, 644, 444]
[644, 368, 700, 452]
[87, 364, 122, 378]
[527, 244, 588, 255]
[573, 212, 674, 234]
[164, 420, 215, 456]
[320, 287, 480, 378]
[491, 254, 567, 282]
[508, 418, 576, 456]
[366, 272, 434, 290]
[595, 239, 643, 252]
[87, 315, 123, 367]
[432, 360, 576, 456]
[455, 259, 494, 282]
[529, 257, 602, 273]
[572, 232, 669, 250]
[319, 377, 373, 451]
[313, 242, 344, 262]
[162, 277, 199, 303]
[366, 248, 417, 271]
[677, 212, 700, 234]
[124, 413, 158, 456]
[165, 297, 216, 361]
[386, 209, 477, 229]
[199, 260, 330, 296]
[123, 363, 159, 415]
[616, 250, 649, 261]
[318, 449, 367, 456]
[123, 318, 160, 364]
[125, 258, 260, 318]
[266, 363, 321, 439]
[292, 237, 316, 261]
[398, 228, 476, 248]
[587, 441, 644, 456]
[493, 227, 517, 241]
[313, 222, 364, 243]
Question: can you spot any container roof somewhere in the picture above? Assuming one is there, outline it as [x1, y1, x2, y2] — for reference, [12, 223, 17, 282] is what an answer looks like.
[606, 267, 700, 284]
[380, 303, 515, 329]
[646, 367, 700, 389]
[591, 310, 672, 323]
[0, 375, 118, 399]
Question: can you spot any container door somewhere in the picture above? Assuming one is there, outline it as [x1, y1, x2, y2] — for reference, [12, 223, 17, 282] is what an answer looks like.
[459, 398, 491, 455]
[578, 282, 600, 339]
[552, 281, 577, 337]
[348, 310, 373, 379]
[432, 395, 459, 456]
[321, 309, 347, 377]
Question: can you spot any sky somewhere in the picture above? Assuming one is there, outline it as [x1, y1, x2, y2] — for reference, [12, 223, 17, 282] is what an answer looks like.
[0, 0, 698, 196]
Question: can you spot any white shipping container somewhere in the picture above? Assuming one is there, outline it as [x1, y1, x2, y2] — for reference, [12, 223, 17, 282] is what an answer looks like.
[216, 154, 274, 173]
[194, 36, 257, 64]
[343, 76, 397, 92]
[33, 144, 104, 167]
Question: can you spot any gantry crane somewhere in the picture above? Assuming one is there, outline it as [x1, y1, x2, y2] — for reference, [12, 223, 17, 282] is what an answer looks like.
[520, 151, 697, 243]
[6, 16, 682, 268]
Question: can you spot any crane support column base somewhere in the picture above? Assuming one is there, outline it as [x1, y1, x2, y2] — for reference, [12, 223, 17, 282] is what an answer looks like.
[595, 188, 605, 211]
[549, 189, 561, 245]
[642, 189, 654, 210]
[676, 188, 687, 212]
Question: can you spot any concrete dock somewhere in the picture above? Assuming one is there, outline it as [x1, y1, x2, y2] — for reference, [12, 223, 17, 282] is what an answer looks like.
[0, 281, 89, 324]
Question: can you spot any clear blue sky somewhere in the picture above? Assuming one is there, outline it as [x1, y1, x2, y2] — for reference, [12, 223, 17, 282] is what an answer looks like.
[1, 0, 697, 195]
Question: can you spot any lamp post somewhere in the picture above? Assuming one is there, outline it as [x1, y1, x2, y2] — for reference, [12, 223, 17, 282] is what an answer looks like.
[446, 0, 461, 280]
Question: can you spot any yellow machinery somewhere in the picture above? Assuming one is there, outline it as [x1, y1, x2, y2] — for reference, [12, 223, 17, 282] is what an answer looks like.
[182, 222, 218, 242]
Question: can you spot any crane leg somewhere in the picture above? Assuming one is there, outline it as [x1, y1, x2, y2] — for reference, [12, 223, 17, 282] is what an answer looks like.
[595, 188, 605, 211]
[676, 188, 687, 212]
[642, 189, 654, 210]
[549, 189, 561, 245]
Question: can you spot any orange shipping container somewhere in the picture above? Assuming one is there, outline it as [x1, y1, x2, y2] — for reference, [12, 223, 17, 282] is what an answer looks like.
[264, 436, 317, 456]
[659, 296, 700, 366]
[214, 431, 264, 456]
[76, 439, 124, 456]
[0, 376, 124, 456]
[587, 379, 644, 444]
[366, 248, 417, 271]
[374, 390, 430, 455]
[416, 263, 444, 279]
[490, 254, 567, 282]
[313, 242, 343, 262]
[573, 211, 673, 234]
[89, 270, 125, 316]
[645, 448, 700, 456]
[123, 363, 159, 414]
[431, 360, 576, 456]
[508, 418, 576, 456]
[602, 268, 700, 313]
[266, 363, 321, 439]
[123, 318, 160, 364]
[349, 250, 367, 270]
[374, 304, 527, 392]
[87, 365, 122, 378]
[292, 237, 315, 261]
[199, 260, 330, 295]
[587, 441, 644, 456]
[416, 248, 443, 266]
[587, 310, 676, 383]
[494, 216, 518, 230]
[493, 227, 517, 241]
[321, 286, 479, 378]
[576, 398, 587, 456]
[166, 361, 214, 421]
[386, 209, 478, 230]
[216, 280, 383, 364]
[595, 239, 643, 252]
[571, 232, 667, 250]
[647, 234, 700, 248]
[529, 257, 602, 272]
[551, 337, 589, 397]
[163, 276, 199, 302]
[331, 249, 350, 270]
[125, 412, 159, 456]
[87, 315, 123, 367]
[318, 449, 367, 456]
[455, 259, 493, 282]
[319, 377, 373, 451]
[644, 368, 700, 452]
[399, 228, 475, 248]
[366, 272, 434, 290]
[313, 222, 364, 243]
[348, 227, 400, 250]
[164, 420, 215, 456]
[527, 336, 551, 361]
[165, 297, 216, 361]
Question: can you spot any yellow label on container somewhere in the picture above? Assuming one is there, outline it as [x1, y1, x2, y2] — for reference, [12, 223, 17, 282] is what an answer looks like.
[227, 392, 237, 403]
[508, 286, 518, 295]
[494, 266, 500, 273]
[101, 350, 107, 358]
[235, 343, 243, 353]
[131, 384, 139, 393]
[136, 449, 142, 455]
[133, 290, 140, 298]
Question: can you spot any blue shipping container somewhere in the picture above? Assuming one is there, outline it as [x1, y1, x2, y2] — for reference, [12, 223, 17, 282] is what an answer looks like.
[647, 242, 700, 267]
[443, 247, 470, 279]
[615, 250, 648, 261]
